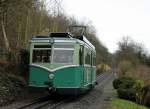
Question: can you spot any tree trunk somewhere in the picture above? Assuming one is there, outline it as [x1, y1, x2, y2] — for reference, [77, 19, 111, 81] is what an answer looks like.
[38, 0, 44, 34]
[25, 9, 30, 48]
[1, 19, 10, 51]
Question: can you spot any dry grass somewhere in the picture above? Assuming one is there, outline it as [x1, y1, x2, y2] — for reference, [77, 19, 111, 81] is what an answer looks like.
[117, 62, 150, 85]
[107, 98, 149, 109]
[135, 65, 150, 85]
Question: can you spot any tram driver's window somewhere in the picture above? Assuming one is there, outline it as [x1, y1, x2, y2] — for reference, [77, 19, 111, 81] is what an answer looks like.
[32, 50, 51, 63]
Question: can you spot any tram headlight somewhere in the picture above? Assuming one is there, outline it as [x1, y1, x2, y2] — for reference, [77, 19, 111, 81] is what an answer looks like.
[49, 74, 54, 79]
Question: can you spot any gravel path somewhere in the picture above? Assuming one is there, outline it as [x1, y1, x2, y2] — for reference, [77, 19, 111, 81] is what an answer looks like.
[55, 73, 116, 109]
[95, 75, 116, 109]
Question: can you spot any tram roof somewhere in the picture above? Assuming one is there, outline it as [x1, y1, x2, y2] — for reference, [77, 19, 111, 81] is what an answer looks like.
[31, 32, 95, 50]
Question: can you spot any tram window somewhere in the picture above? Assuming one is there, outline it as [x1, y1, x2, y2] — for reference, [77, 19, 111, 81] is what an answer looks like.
[79, 46, 84, 65]
[32, 50, 51, 63]
[86, 53, 91, 65]
[93, 56, 96, 66]
[54, 44, 74, 48]
[85, 48, 91, 65]
[53, 50, 74, 64]
[34, 45, 51, 48]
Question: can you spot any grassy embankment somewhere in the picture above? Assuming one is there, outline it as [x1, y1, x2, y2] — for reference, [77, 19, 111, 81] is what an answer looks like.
[107, 98, 149, 109]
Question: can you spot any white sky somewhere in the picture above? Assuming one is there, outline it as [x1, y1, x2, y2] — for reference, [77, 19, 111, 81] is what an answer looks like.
[63, 0, 150, 53]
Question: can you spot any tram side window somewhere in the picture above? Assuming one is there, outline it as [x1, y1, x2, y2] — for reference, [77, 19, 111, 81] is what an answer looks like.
[32, 50, 51, 63]
[85, 48, 91, 65]
[93, 56, 96, 66]
[79, 46, 84, 65]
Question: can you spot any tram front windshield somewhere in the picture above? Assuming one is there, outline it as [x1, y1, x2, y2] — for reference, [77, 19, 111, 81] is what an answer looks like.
[32, 45, 51, 63]
[53, 44, 74, 64]
[32, 44, 74, 64]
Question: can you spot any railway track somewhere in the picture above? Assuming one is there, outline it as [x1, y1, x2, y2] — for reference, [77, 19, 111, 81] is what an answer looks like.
[45, 98, 73, 109]
[96, 72, 113, 84]
[16, 73, 113, 109]
[16, 95, 51, 109]
[17, 96, 73, 109]
[16, 92, 76, 109]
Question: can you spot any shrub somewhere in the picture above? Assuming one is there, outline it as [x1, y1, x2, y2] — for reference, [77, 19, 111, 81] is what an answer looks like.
[117, 60, 134, 76]
[113, 76, 144, 102]
[0, 60, 18, 74]
[96, 64, 104, 74]
[0, 73, 26, 106]
[133, 80, 144, 92]
[19, 49, 29, 73]
[117, 88, 136, 101]
[141, 85, 150, 107]
[0, 60, 9, 72]
[96, 64, 111, 74]
[113, 76, 136, 89]
[113, 78, 121, 89]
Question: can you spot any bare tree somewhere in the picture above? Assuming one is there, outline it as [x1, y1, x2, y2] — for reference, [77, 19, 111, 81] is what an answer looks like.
[0, 0, 10, 51]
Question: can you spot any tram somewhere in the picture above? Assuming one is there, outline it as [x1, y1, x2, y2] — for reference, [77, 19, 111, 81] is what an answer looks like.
[28, 32, 96, 95]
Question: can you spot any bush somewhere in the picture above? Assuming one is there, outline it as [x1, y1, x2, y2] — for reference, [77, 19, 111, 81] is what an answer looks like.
[117, 88, 136, 101]
[113, 78, 121, 89]
[113, 76, 144, 102]
[0, 73, 26, 106]
[113, 76, 136, 89]
[141, 85, 150, 107]
[18, 49, 29, 80]
[19, 49, 29, 73]
[0, 60, 18, 74]
[117, 60, 134, 76]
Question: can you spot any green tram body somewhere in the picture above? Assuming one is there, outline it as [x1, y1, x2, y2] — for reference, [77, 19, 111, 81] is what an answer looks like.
[29, 33, 96, 95]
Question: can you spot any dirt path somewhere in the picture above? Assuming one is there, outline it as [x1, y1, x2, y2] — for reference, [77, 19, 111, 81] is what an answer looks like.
[95, 76, 116, 109]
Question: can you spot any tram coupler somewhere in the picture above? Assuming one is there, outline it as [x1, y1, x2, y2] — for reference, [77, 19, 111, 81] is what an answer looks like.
[95, 81, 98, 85]
[44, 81, 53, 88]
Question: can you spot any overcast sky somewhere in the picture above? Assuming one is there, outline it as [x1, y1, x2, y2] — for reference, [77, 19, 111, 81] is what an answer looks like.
[63, 0, 150, 53]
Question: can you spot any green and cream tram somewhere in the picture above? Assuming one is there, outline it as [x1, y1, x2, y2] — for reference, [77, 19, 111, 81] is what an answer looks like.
[29, 33, 96, 95]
